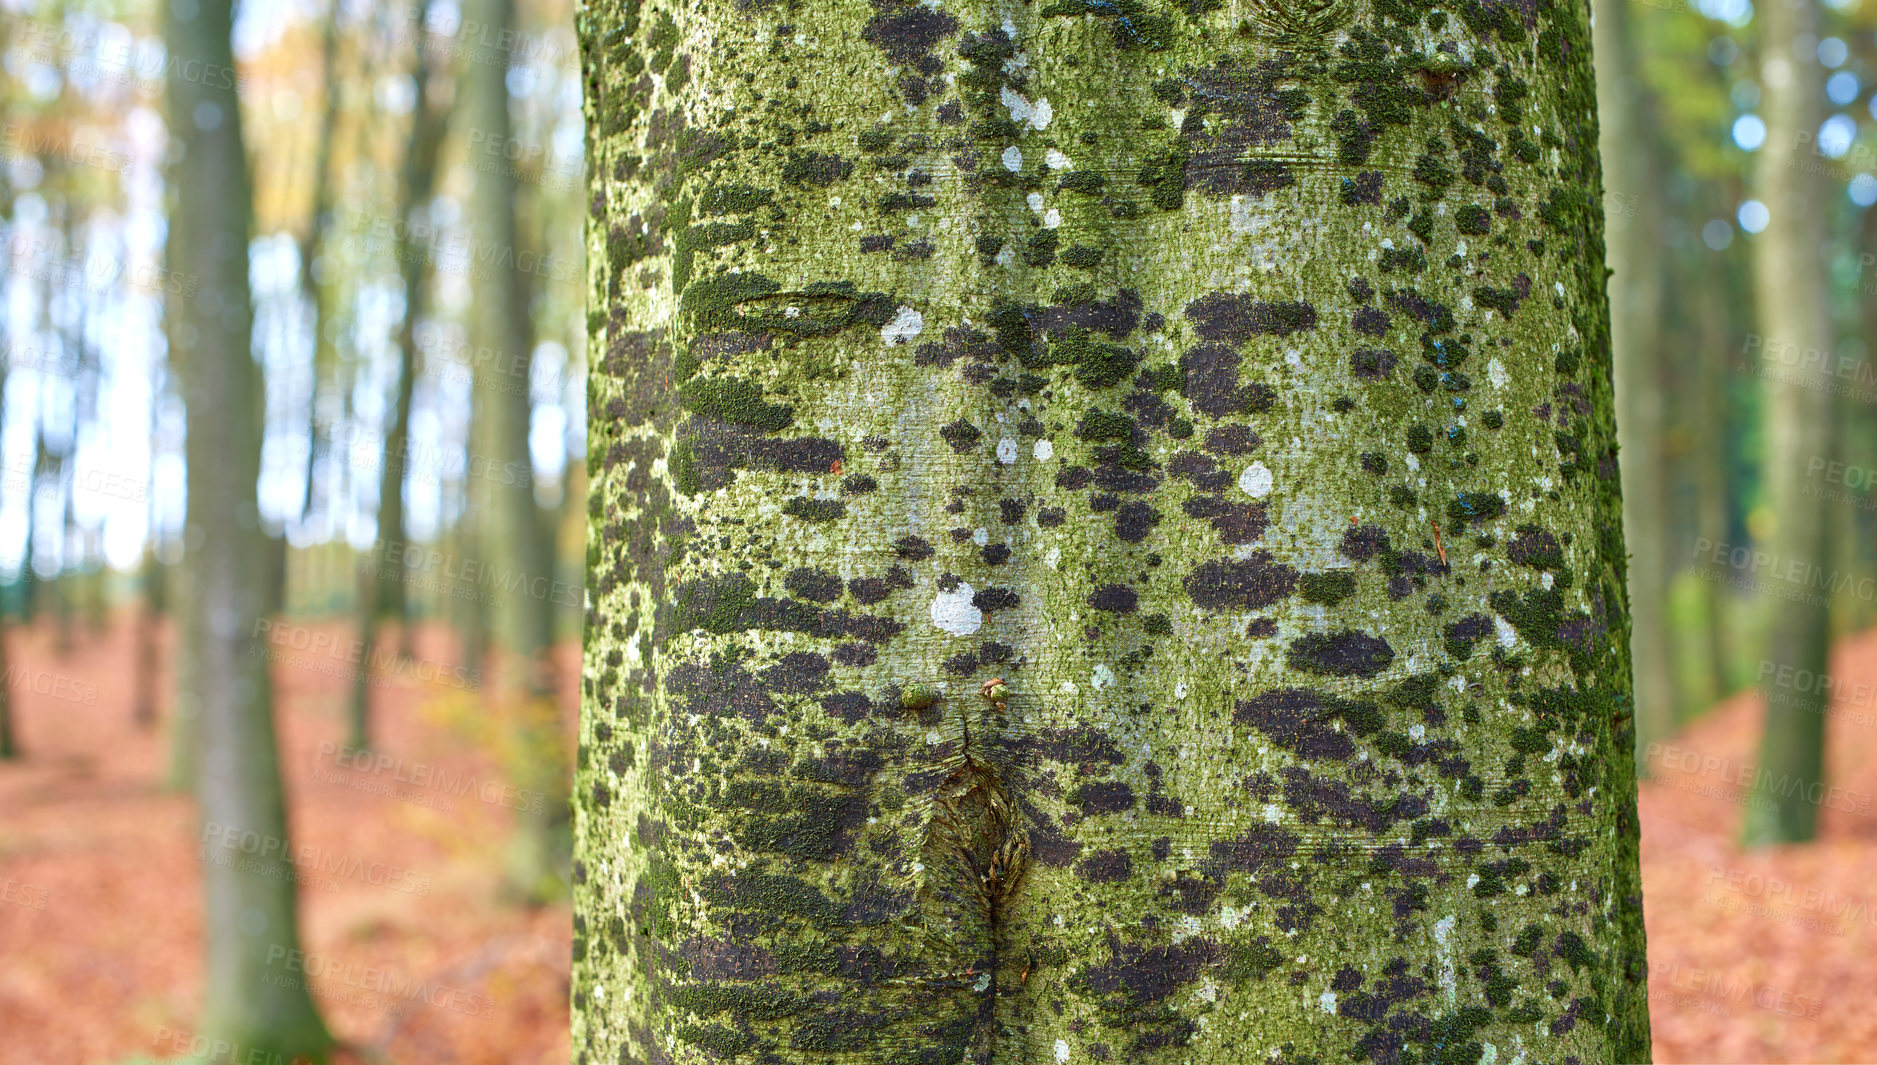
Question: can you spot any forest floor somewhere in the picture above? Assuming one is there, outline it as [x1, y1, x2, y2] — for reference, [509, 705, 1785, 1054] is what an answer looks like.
[1, 615, 1875, 1063]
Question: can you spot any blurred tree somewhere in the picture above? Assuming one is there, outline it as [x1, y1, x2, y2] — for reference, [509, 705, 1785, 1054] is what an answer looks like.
[1743, 0, 1838, 845]
[166, 0, 333, 1055]
[350, 0, 452, 752]
[1596, 0, 1675, 767]
[572, 0, 1650, 1059]
[464, 0, 570, 903]
[297, 0, 345, 536]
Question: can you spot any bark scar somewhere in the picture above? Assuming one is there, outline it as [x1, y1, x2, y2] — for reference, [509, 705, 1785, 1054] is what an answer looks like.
[914, 700, 1030, 1060]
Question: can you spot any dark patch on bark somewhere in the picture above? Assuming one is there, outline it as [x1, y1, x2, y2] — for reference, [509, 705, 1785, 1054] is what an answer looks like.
[1185, 552, 1298, 609]
[1184, 293, 1319, 344]
[1076, 848, 1134, 882]
[1183, 496, 1268, 544]
[1287, 630, 1396, 677]
[784, 567, 842, 603]
[761, 651, 830, 695]
[1201, 425, 1261, 456]
[1087, 583, 1139, 613]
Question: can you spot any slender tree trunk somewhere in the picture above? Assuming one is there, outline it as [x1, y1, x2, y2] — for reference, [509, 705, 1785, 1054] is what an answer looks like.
[165, 295, 200, 790]
[464, 0, 569, 903]
[1742, 0, 1836, 846]
[350, 0, 449, 751]
[1687, 192, 1736, 707]
[134, 545, 165, 730]
[573, 0, 1650, 1059]
[166, 0, 333, 1056]
[1594, 0, 1672, 764]
[300, 0, 346, 531]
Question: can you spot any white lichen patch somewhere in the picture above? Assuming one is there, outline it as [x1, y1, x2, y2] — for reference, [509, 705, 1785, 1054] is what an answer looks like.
[1238, 462, 1274, 498]
[1495, 616, 1519, 650]
[997, 437, 1019, 464]
[1434, 915, 1457, 1004]
[1001, 145, 1022, 172]
[1090, 664, 1116, 690]
[881, 305, 923, 345]
[1045, 148, 1071, 169]
[931, 584, 982, 636]
[1033, 439, 1055, 461]
[1000, 85, 1052, 129]
[1488, 357, 1509, 388]
[1318, 990, 1338, 1014]
[1054, 1039, 1071, 1063]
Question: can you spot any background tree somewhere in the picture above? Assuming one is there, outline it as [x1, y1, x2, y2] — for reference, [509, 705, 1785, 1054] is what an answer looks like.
[1596, 0, 1675, 767]
[349, 0, 451, 751]
[573, 0, 1649, 1060]
[464, 0, 572, 903]
[1742, 0, 1838, 845]
[166, 0, 333, 1055]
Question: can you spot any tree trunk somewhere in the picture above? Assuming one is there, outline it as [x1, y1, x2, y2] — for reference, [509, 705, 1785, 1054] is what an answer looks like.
[1741, 0, 1836, 846]
[464, 0, 570, 903]
[166, 0, 333, 1056]
[299, 0, 346, 531]
[1593, 0, 1671, 766]
[134, 545, 166, 730]
[1685, 188, 1736, 708]
[572, 0, 1650, 1060]
[350, 0, 450, 751]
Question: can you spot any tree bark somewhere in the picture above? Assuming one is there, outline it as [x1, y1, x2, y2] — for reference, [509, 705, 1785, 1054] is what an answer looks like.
[167, 0, 333, 1056]
[1593, 0, 1672, 767]
[1741, 0, 1836, 846]
[574, 0, 1651, 1059]
[350, 0, 450, 751]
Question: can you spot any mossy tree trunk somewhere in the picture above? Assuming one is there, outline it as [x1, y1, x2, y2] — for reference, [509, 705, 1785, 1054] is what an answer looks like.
[1592, 0, 1670, 766]
[350, 0, 449, 751]
[167, 0, 334, 1056]
[575, 0, 1650, 1061]
[463, 0, 571, 902]
[1742, 0, 1835, 846]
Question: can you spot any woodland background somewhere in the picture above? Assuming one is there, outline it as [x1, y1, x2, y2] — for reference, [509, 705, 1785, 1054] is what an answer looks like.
[1, 0, 1876, 1060]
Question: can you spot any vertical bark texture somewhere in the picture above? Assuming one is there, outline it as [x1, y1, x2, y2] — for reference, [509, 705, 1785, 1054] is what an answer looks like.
[167, 0, 333, 1055]
[576, 0, 1650, 1061]
[1591, 0, 1669, 765]
[1742, 0, 1834, 845]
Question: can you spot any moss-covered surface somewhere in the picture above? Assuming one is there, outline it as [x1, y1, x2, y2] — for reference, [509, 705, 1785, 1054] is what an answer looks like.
[576, 0, 1648, 1060]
